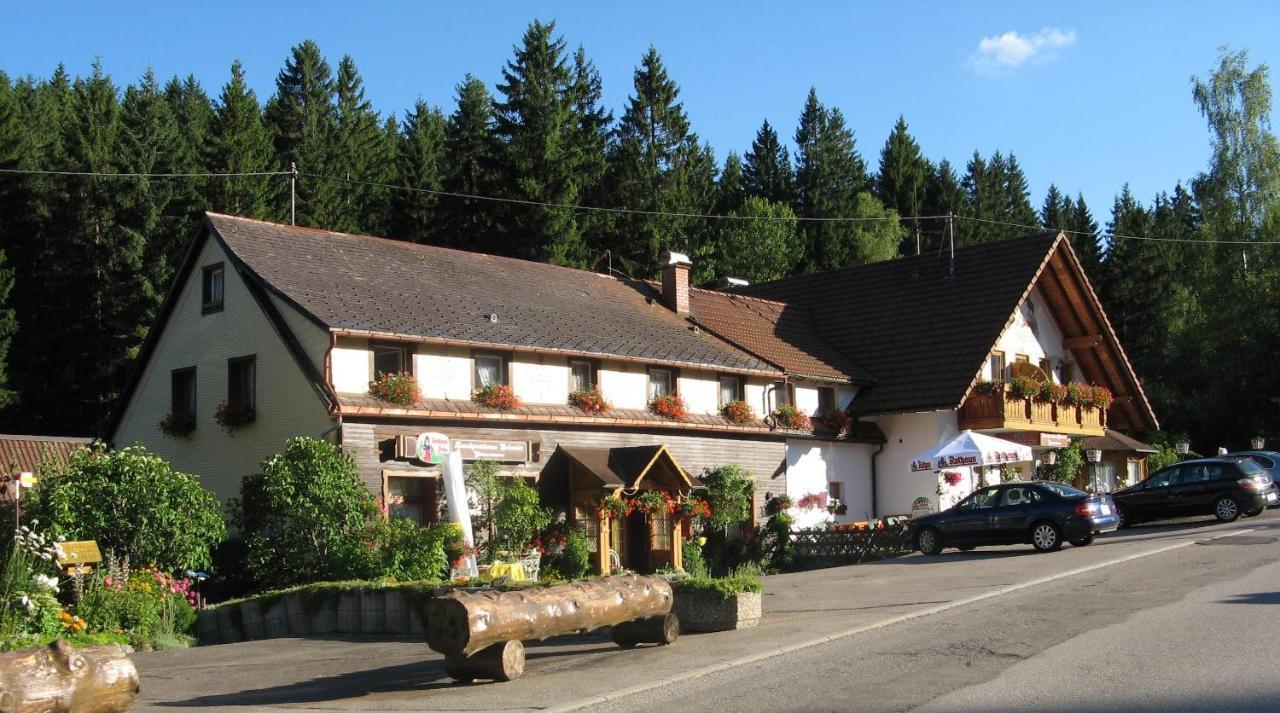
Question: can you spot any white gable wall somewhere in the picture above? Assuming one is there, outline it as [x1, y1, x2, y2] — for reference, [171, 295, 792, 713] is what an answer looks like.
[867, 409, 961, 515]
[988, 286, 1074, 382]
[112, 237, 335, 502]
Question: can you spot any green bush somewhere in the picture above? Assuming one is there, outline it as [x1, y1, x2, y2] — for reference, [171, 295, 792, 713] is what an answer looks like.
[681, 538, 706, 578]
[672, 564, 763, 600]
[73, 557, 197, 651]
[229, 437, 381, 590]
[700, 465, 754, 531]
[548, 527, 592, 580]
[490, 478, 550, 558]
[34, 443, 225, 571]
[373, 519, 461, 581]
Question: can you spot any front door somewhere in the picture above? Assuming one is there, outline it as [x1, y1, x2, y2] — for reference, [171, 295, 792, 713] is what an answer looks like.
[624, 510, 650, 572]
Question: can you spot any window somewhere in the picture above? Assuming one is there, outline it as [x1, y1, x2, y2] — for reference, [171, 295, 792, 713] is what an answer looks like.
[988, 352, 1006, 380]
[650, 506, 672, 550]
[201, 264, 224, 314]
[1039, 358, 1053, 378]
[1000, 486, 1042, 507]
[956, 487, 1002, 511]
[473, 353, 506, 388]
[648, 368, 674, 400]
[1015, 354, 1030, 364]
[569, 360, 595, 393]
[770, 382, 794, 409]
[827, 481, 843, 502]
[1248, 454, 1276, 469]
[227, 356, 256, 411]
[386, 476, 438, 524]
[372, 342, 410, 377]
[573, 504, 600, 552]
[1145, 468, 1179, 489]
[718, 375, 742, 407]
[817, 387, 836, 416]
[1059, 361, 1074, 384]
[171, 367, 196, 421]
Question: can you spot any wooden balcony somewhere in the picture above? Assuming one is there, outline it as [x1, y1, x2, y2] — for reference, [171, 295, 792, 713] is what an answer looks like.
[959, 385, 1107, 437]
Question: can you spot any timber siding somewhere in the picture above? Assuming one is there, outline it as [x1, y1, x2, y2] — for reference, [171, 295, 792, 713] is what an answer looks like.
[340, 420, 787, 517]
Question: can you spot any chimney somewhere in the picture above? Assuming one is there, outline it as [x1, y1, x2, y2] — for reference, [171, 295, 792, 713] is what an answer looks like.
[660, 250, 692, 315]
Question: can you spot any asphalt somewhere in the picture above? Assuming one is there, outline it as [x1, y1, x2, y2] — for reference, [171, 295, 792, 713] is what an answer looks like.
[131, 510, 1280, 712]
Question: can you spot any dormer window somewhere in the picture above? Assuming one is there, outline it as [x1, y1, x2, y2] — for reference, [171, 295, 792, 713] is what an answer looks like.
[202, 264, 224, 314]
[372, 342, 410, 377]
[648, 368, 674, 400]
[474, 352, 507, 388]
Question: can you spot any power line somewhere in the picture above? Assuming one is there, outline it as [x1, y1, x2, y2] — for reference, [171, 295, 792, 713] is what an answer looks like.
[959, 214, 1280, 246]
[0, 167, 290, 178]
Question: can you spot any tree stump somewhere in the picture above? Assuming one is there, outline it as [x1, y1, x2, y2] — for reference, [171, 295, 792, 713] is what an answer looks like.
[426, 574, 673, 657]
[610, 612, 679, 648]
[0, 641, 139, 713]
[443, 640, 525, 683]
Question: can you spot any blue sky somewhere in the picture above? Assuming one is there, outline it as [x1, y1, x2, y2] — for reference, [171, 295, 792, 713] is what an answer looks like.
[4, 2, 1279, 224]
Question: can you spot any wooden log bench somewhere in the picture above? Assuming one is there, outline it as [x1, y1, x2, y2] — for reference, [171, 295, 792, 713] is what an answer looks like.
[0, 641, 138, 713]
[426, 574, 677, 682]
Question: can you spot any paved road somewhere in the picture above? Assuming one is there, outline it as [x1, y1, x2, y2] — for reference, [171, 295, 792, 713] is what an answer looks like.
[132, 510, 1280, 712]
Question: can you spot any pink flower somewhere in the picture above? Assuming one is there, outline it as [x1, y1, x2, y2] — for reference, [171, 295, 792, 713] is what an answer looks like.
[104, 576, 113, 587]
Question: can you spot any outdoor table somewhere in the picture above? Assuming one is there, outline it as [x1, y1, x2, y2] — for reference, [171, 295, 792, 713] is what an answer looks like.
[487, 561, 528, 581]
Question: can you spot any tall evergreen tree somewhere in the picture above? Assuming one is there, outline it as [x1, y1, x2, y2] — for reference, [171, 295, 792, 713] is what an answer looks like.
[715, 151, 745, 215]
[331, 55, 394, 235]
[390, 99, 446, 244]
[569, 46, 612, 255]
[208, 60, 276, 219]
[1040, 184, 1070, 230]
[442, 74, 501, 254]
[264, 40, 339, 228]
[119, 69, 182, 304]
[1002, 153, 1039, 229]
[742, 119, 794, 205]
[607, 46, 715, 273]
[1066, 192, 1102, 276]
[0, 74, 21, 409]
[874, 115, 929, 254]
[162, 75, 213, 240]
[493, 20, 588, 266]
[921, 158, 965, 252]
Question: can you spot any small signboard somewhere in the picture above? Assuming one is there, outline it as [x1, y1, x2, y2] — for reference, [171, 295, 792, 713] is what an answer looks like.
[415, 432, 451, 465]
[454, 439, 529, 463]
[909, 496, 934, 520]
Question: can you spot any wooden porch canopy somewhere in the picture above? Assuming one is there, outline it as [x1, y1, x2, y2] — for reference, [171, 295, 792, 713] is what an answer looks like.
[540, 444, 697, 505]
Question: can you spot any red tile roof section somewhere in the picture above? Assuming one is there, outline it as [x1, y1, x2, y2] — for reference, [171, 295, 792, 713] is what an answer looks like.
[0, 435, 91, 476]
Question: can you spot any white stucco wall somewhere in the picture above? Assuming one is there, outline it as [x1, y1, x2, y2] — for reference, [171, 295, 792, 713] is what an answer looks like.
[745, 381, 769, 417]
[331, 337, 372, 394]
[268, 292, 329, 368]
[111, 237, 335, 503]
[417, 346, 472, 400]
[784, 440, 876, 527]
[867, 410, 961, 515]
[599, 361, 648, 410]
[988, 287, 1074, 382]
[678, 370, 719, 415]
[511, 354, 569, 405]
[794, 385, 820, 416]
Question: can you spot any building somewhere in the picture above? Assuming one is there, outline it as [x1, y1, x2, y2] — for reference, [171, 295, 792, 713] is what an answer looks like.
[0, 434, 92, 503]
[108, 214, 1157, 570]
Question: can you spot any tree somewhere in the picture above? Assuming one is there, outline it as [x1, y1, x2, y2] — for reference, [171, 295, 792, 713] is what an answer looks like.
[264, 40, 340, 228]
[390, 99, 446, 243]
[331, 55, 394, 235]
[1066, 192, 1103, 276]
[161, 74, 213, 267]
[1002, 153, 1039, 229]
[607, 46, 716, 274]
[874, 115, 929, 254]
[922, 158, 965, 252]
[715, 197, 801, 282]
[37, 443, 226, 571]
[569, 46, 612, 256]
[441, 74, 502, 253]
[493, 20, 588, 266]
[1041, 184, 1070, 230]
[208, 60, 276, 218]
[742, 119, 794, 205]
[715, 151, 745, 215]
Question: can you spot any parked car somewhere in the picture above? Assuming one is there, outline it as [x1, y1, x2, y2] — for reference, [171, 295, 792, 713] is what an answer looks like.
[1227, 450, 1280, 507]
[1111, 456, 1277, 527]
[908, 481, 1119, 555]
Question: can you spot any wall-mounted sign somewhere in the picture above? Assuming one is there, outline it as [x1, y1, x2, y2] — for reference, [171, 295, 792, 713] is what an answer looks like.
[910, 496, 933, 519]
[454, 439, 529, 463]
[415, 432, 451, 465]
[1003, 432, 1072, 448]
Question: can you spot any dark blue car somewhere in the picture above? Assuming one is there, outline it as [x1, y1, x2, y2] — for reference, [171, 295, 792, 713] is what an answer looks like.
[907, 481, 1119, 555]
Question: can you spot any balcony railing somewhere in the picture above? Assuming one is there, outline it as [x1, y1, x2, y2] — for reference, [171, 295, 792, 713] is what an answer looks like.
[959, 384, 1107, 436]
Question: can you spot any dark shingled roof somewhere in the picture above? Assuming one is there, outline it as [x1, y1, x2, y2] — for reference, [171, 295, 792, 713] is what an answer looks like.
[1082, 430, 1158, 454]
[687, 288, 872, 383]
[739, 233, 1062, 416]
[207, 213, 776, 374]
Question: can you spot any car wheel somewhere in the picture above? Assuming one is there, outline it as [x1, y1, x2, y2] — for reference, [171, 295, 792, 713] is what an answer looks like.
[916, 527, 944, 556]
[1213, 496, 1241, 523]
[1116, 505, 1132, 529]
[1069, 535, 1094, 547]
[1031, 521, 1063, 552]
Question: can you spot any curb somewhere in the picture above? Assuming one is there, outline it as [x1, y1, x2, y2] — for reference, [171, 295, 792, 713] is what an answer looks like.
[548, 527, 1255, 712]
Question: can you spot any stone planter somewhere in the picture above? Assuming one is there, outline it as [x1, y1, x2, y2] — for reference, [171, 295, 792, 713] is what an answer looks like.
[673, 589, 762, 632]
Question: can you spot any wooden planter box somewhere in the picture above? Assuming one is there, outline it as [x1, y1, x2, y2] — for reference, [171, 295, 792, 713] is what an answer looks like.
[672, 589, 762, 632]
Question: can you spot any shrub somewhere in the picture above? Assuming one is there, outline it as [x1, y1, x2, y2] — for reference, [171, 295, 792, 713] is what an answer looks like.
[772, 405, 811, 431]
[229, 437, 380, 590]
[474, 384, 521, 410]
[650, 393, 687, 421]
[465, 460, 503, 550]
[681, 538, 706, 578]
[372, 519, 454, 581]
[1009, 376, 1040, 400]
[1038, 441, 1084, 484]
[1090, 385, 1114, 411]
[568, 387, 611, 414]
[720, 399, 756, 424]
[671, 564, 763, 600]
[74, 556, 198, 650]
[490, 478, 550, 558]
[0, 525, 64, 647]
[35, 443, 225, 572]
[215, 400, 256, 431]
[700, 465, 754, 531]
[369, 371, 419, 406]
[1064, 382, 1090, 407]
[547, 527, 592, 580]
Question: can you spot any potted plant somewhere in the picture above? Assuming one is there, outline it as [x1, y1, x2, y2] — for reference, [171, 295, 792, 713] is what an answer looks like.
[720, 399, 756, 424]
[593, 495, 630, 521]
[568, 386, 611, 414]
[795, 492, 828, 511]
[1064, 382, 1090, 408]
[670, 567, 763, 632]
[650, 393, 688, 421]
[157, 412, 195, 438]
[1038, 382, 1068, 404]
[675, 495, 712, 520]
[1009, 375, 1040, 400]
[816, 408, 851, 436]
[973, 380, 1005, 396]
[369, 371, 419, 406]
[1090, 385, 1114, 411]
[473, 383, 521, 410]
[827, 498, 848, 516]
[632, 489, 671, 518]
[214, 401, 256, 431]
[772, 404, 811, 431]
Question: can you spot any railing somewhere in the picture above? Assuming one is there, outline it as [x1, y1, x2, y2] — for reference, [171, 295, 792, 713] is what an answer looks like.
[788, 523, 912, 564]
[959, 384, 1106, 435]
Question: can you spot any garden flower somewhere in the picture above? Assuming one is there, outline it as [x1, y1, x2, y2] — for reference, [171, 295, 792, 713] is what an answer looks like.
[33, 574, 59, 591]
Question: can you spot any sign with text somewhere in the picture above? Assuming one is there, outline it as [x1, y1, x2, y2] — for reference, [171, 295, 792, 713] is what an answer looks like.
[454, 439, 529, 463]
[1003, 432, 1072, 448]
[415, 432, 451, 465]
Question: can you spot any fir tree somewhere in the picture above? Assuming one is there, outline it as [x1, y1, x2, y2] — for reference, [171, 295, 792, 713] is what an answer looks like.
[874, 115, 929, 254]
[119, 69, 182, 304]
[442, 74, 501, 254]
[1002, 153, 1039, 229]
[209, 60, 276, 219]
[1066, 192, 1102, 276]
[391, 99, 446, 244]
[264, 39, 339, 228]
[569, 46, 612, 255]
[332, 55, 394, 235]
[1040, 184, 1069, 230]
[715, 151, 745, 215]
[742, 119, 794, 205]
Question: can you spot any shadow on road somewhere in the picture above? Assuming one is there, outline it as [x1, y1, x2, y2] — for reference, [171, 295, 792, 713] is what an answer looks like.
[157, 659, 457, 707]
[1218, 591, 1280, 605]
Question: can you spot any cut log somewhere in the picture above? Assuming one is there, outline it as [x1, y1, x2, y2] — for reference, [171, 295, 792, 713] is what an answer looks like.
[427, 574, 673, 657]
[0, 641, 139, 713]
[443, 640, 525, 682]
[610, 612, 679, 648]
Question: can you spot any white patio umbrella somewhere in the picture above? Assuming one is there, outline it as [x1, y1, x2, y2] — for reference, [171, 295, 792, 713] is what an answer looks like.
[909, 430, 1034, 472]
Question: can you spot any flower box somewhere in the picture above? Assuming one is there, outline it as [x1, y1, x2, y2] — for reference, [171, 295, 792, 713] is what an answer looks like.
[650, 393, 687, 421]
[157, 412, 195, 438]
[568, 386, 611, 414]
[215, 400, 256, 431]
[815, 408, 851, 436]
[672, 589, 762, 632]
[369, 371, 419, 407]
[772, 405, 811, 431]
[720, 399, 756, 424]
[473, 384, 521, 410]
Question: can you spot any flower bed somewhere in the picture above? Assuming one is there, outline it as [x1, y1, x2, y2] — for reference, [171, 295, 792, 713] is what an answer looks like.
[369, 371, 419, 406]
[670, 570, 762, 632]
[568, 386, 611, 414]
[473, 384, 521, 410]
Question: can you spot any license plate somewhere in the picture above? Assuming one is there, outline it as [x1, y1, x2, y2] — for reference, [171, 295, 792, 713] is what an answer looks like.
[1100, 502, 1112, 515]
[1268, 492, 1277, 502]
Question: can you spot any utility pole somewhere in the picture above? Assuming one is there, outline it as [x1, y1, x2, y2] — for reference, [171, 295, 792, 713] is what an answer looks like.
[946, 212, 955, 277]
[290, 162, 298, 226]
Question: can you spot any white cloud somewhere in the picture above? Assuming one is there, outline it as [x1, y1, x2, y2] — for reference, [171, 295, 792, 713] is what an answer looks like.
[968, 28, 1077, 76]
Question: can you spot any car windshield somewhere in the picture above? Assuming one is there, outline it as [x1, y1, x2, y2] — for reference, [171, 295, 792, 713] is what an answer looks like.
[1237, 459, 1264, 475]
[1038, 482, 1084, 497]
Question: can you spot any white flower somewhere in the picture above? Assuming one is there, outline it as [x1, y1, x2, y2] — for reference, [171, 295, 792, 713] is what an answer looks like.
[33, 574, 59, 591]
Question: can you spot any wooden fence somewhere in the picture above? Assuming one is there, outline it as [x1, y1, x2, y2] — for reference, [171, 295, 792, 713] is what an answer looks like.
[788, 524, 912, 564]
